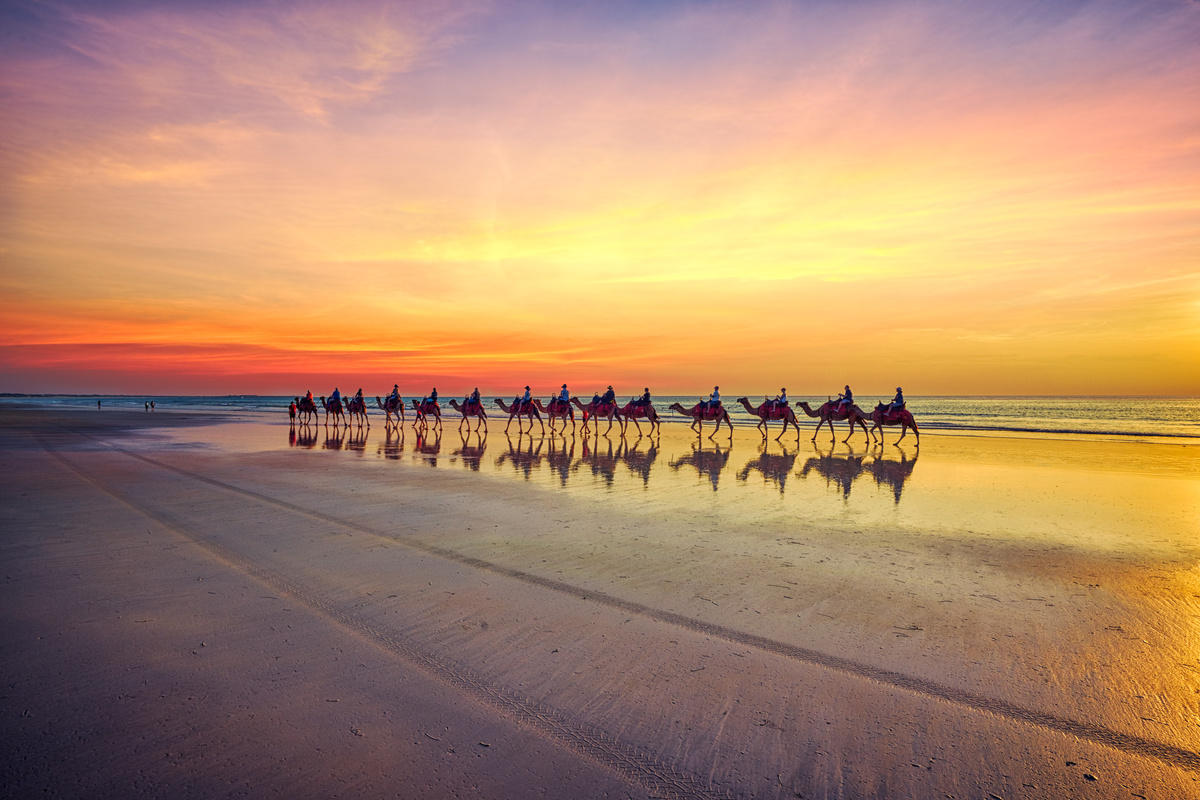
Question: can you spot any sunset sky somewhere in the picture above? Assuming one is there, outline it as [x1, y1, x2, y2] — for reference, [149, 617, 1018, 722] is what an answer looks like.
[2, 0, 1197, 397]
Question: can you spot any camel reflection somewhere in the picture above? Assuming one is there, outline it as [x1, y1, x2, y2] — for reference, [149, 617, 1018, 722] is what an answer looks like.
[322, 427, 345, 451]
[797, 445, 918, 503]
[451, 431, 488, 471]
[414, 429, 441, 467]
[377, 425, 404, 460]
[577, 435, 620, 488]
[737, 441, 797, 494]
[543, 435, 575, 487]
[496, 432, 544, 480]
[621, 435, 658, 488]
[669, 440, 731, 491]
[867, 447, 918, 503]
[291, 425, 319, 449]
[345, 425, 369, 456]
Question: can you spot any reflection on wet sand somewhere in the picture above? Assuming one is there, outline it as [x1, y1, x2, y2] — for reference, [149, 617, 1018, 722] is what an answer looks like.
[414, 429, 441, 466]
[620, 435, 658, 488]
[451, 431, 487, 471]
[345, 426, 368, 456]
[543, 434, 575, 487]
[497, 432, 543, 480]
[352, 425, 916, 502]
[322, 427, 345, 452]
[867, 447, 918, 503]
[737, 441, 798, 494]
[669, 439, 732, 491]
[797, 445, 918, 502]
[377, 426, 404, 460]
[577, 435, 621, 488]
[290, 424, 319, 449]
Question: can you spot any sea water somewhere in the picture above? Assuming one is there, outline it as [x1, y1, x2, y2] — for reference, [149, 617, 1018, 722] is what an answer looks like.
[4, 394, 1197, 440]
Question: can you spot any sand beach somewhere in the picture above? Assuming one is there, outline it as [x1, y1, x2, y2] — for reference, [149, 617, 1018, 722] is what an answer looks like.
[3, 407, 1199, 799]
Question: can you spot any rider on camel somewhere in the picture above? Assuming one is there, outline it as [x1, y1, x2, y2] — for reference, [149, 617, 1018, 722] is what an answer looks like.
[520, 386, 532, 411]
[634, 387, 651, 408]
[889, 387, 905, 412]
[835, 385, 852, 411]
[423, 388, 438, 406]
[774, 387, 788, 410]
[330, 387, 342, 404]
[469, 387, 481, 408]
[557, 384, 570, 411]
[388, 384, 401, 403]
[702, 386, 721, 411]
[601, 386, 616, 407]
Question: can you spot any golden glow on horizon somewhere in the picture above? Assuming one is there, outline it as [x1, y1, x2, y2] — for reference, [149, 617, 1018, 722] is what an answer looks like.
[1, 0, 1198, 395]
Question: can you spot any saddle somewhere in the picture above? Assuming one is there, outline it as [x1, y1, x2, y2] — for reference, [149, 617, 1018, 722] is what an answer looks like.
[550, 398, 568, 413]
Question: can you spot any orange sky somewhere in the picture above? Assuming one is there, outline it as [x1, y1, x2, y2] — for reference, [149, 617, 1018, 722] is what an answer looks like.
[1, 0, 1198, 396]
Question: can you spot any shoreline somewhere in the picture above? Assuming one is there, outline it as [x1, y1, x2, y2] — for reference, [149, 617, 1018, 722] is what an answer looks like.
[3, 408, 1198, 798]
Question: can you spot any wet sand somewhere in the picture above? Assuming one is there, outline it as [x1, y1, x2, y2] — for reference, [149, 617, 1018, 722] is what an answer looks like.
[2, 407, 1199, 799]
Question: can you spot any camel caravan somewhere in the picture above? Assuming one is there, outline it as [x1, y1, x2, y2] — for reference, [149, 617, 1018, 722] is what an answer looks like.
[286, 382, 918, 446]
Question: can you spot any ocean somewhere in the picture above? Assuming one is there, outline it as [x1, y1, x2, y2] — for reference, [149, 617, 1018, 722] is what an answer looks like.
[3, 394, 1197, 441]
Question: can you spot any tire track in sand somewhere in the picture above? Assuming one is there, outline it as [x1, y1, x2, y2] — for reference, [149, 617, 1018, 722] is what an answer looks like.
[61, 430, 1200, 775]
[38, 434, 734, 800]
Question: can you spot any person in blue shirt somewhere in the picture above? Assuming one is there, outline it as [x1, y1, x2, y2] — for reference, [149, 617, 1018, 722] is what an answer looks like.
[835, 385, 852, 411]
[889, 387, 905, 412]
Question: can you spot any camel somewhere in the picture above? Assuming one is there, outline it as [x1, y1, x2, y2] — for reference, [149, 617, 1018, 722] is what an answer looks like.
[375, 395, 406, 425]
[344, 395, 370, 427]
[570, 397, 623, 435]
[319, 396, 346, 427]
[532, 398, 575, 433]
[411, 398, 442, 431]
[297, 396, 320, 425]
[617, 400, 659, 436]
[795, 400, 871, 444]
[736, 397, 801, 440]
[868, 404, 920, 446]
[448, 398, 488, 433]
[494, 398, 545, 434]
[668, 402, 733, 439]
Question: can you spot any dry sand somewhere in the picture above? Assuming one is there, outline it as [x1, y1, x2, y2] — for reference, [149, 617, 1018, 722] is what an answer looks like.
[3, 408, 1199, 799]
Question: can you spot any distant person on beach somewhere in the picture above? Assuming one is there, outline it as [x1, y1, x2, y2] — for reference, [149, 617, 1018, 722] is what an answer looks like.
[97, 400, 101, 409]
[150, 401, 154, 410]
[145, 402, 149, 411]
[889, 387, 905, 412]
[289, 399, 297, 423]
